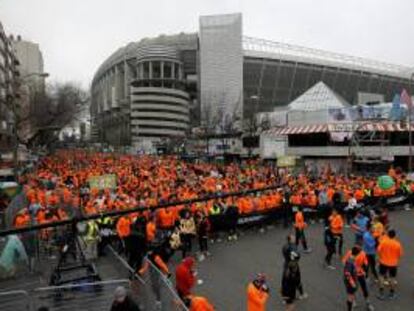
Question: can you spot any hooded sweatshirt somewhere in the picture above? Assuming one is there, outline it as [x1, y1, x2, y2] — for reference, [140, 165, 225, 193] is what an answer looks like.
[176, 257, 196, 296]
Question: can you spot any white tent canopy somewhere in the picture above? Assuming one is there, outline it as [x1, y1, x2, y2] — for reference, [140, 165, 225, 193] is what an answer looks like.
[288, 81, 350, 111]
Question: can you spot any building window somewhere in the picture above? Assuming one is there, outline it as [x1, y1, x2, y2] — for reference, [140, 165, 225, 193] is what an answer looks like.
[174, 63, 180, 79]
[152, 61, 161, 79]
[143, 62, 150, 79]
[137, 63, 143, 79]
[164, 62, 172, 79]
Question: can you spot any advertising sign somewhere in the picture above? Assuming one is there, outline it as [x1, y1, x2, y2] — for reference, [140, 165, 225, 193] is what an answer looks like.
[260, 136, 286, 159]
[277, 156, 296, 167]
[88, 174, 117, 189]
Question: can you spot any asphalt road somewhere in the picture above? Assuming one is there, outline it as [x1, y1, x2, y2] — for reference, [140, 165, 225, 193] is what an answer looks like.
[191, 209, 414, 311]
[2, 209, 413, 311]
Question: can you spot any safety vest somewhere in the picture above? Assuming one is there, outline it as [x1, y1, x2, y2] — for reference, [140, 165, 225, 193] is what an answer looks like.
[85, 221, 99, 241]
[210, 205, 221, 215]
[401, 183, 410, 193]
[97, 217, 112, 226]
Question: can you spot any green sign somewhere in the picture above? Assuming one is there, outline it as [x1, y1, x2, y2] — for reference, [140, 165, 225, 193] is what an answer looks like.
[277, 156, 296, 167]
[88, 174, 117, 189]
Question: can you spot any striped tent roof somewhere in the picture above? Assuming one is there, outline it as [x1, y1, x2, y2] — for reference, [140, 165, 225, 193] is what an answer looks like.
[263, 122, 414, 137]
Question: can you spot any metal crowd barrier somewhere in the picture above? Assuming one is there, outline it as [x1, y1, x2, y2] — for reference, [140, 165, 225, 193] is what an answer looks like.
[0, 290, 32, 311]
[108, 245, 189, 311]
[32, 279, 132, 311]
[144, 258, 188, 311]
[0, 280, 136, 311]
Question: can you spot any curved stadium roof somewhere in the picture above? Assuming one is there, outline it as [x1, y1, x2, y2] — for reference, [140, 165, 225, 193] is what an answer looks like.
[243, 36, 414, 80]
[92, 33, 198, 85]
[93, 34, 414, 85]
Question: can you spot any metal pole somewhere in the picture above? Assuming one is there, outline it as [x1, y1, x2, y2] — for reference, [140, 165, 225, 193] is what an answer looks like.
[409, 74, 413, 172]
[409, 107, 412, 172]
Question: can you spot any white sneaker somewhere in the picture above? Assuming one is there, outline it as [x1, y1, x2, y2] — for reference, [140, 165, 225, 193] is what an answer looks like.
[327, 265, 336, 270]
[233, 235, 238, 241]
[299, 293, 308, 300]
[198, 254, 205, 262]
[228, 235, 233, 241]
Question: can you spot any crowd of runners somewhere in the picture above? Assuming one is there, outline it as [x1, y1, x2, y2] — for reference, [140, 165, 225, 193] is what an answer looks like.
[2, 150, 411, 310]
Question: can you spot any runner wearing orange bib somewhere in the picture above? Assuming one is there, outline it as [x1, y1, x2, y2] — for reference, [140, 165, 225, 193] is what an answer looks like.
[342, 246, 374, 310]
[377, 229, 403, 300]
[294, 207, 311, 253]
[329, 209, 344, 255]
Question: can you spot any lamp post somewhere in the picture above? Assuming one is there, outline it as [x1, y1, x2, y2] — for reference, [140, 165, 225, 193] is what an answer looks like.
[11, 72, 49, 178]
[246, 95, 260, 157]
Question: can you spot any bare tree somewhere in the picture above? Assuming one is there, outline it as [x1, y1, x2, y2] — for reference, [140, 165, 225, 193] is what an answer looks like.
[243, 111, 271, 157]
[20, 82, 89, 147]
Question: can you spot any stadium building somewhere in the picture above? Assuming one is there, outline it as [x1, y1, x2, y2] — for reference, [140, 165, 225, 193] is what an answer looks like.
[90, 13, 414, 153]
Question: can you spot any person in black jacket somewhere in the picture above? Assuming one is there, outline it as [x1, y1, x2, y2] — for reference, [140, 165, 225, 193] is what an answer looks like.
[282, 234, 298, 268]
[324, 226, 336, 270]
[195, 211, 211, 261]
[225, 204, 239, 241]
[281, 260, 300, 311]
[281, 255, 307, 311]
[283, 186, 292, 228]
[110, 286, 140, 311]
[128, 216, 147, 273]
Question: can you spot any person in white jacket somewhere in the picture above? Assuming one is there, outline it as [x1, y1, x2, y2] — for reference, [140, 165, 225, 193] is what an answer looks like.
[180, 209, 196, 258]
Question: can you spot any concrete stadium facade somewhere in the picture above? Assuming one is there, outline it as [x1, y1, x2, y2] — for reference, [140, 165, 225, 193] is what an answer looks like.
[90, 13, 414, 150]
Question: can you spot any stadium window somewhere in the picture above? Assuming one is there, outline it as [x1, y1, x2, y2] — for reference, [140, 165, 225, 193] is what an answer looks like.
[152, 61, 161, 79]
[174, 63, 180, 79]
[143, 62, 150, 79]
[164, 62, 172, 78]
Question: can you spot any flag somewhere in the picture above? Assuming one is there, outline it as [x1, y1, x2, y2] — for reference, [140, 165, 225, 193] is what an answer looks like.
[401, 89, 413, 110]
[389, 94, 401, 121]
[392, 93, 401, 108]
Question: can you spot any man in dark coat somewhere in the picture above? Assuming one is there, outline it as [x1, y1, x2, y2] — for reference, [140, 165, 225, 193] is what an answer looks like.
[110, 286, 140, 311]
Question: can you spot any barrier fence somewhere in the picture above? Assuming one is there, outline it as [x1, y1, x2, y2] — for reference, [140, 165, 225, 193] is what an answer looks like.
[32, 279, 133, 311]
[0, 290, 31, 311]
[0, 279, 135, 311]
[108, 245, 189, 311]
[0, 184, 284, 236]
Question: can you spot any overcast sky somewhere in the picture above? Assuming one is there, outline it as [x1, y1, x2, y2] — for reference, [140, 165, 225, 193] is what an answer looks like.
[1, 0, 413, 89]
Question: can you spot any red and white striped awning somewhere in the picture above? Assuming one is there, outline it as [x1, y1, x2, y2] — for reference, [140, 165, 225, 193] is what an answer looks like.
[263, 124, 328, 136]
[356, 122, 414, 132]
[263, 122, 414, 137]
